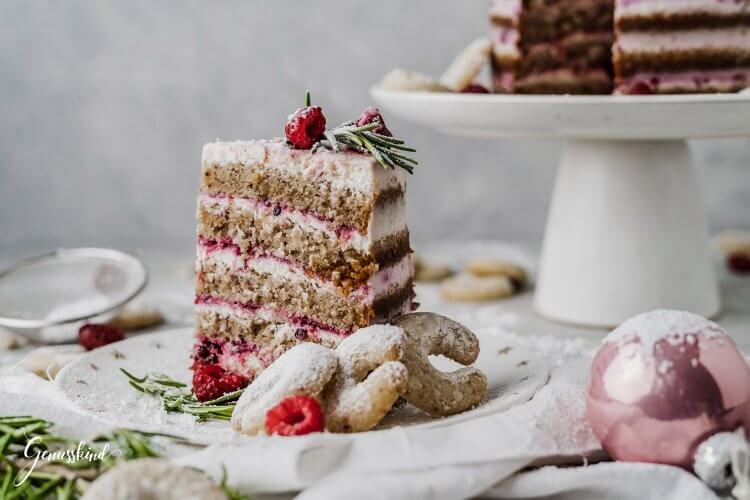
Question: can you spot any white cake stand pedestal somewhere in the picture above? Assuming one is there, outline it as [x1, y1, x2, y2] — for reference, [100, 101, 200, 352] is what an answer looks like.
[372, 89, 750, 327]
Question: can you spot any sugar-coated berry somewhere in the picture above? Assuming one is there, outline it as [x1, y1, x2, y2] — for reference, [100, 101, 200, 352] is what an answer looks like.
[728, 253, 750, 274]
[265, 395, 324, 436]
[628, 81, 653, 95]
[192, 363, 249, 402]
[78, 323, 125, 351]
[294, 328, 308, 340]
[285, 106, 326, 149]
[461, 83, 490, 93]
[355, 106, 392, 137]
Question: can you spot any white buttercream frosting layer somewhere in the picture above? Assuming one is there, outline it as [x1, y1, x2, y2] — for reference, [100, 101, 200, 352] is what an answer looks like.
[617, 27, 750, 53]
[202, 139, 406, 196]
[616, 0, 750, 17]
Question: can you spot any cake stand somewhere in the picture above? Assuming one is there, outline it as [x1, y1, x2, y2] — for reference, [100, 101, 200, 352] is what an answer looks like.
[372, 88, 750, 327]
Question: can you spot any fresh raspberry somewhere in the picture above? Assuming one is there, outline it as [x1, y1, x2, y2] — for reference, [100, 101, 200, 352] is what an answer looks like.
[192, 364, 249, 402]
[728, 253, 750, 274]
[285, 106, 326, 149]
[78, 324, 125, 351]
[628, 81, 653, 95]
[355, 106, 392, 137]
[461, 83, 490, 94]
[265, 395, 324, 436]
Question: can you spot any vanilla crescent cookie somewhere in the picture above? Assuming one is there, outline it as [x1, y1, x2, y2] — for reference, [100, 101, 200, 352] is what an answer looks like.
[379, 68, 451, 92]
[395, 312, 487, 416]
[439, 37, 492, 91]
[231, 343, 338, 436]
[324, 325, 409, 433]
[82, 459, 226, 500]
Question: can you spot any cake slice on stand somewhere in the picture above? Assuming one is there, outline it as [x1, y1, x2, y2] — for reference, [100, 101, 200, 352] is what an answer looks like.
[489, 0, 615, 94]
[191, 96, 416, 397]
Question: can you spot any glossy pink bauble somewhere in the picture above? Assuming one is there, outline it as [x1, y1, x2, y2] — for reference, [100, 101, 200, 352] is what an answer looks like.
[586, 310, 750, 468]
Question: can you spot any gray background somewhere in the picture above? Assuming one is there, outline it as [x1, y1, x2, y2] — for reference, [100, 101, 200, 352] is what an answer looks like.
[2, 0, 749, 264]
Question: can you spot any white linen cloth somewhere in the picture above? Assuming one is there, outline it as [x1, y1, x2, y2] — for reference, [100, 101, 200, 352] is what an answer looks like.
[0, 360, 719, 500]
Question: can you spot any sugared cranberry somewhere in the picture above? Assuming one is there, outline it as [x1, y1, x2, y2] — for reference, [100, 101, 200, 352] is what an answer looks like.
[192, 364, 249, 402]
[78, 324, 124, 351]
[628, 81, 653, 95]
[265, 395, 324, 436]
[294, 328, 308, 340]
[285, 99, 326, 149]
[461, 83, 490, 94]
[355, 106, 392, 136]
[272, 204, 282, 216]
[727, 253, 750, 274]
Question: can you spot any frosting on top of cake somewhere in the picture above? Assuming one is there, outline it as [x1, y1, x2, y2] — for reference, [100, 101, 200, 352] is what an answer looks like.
[202, 139, 407, 194]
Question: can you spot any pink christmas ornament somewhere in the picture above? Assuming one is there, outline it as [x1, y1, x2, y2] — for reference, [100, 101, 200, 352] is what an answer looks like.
[586, 309, 750, 468]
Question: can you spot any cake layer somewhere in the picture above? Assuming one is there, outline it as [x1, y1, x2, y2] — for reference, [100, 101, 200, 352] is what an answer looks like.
[195, 294, 412, 347]
[614, 67, 750, 93]
[615, 48, 750, 76]
[515, 33, 614, 77]
[617, 11, 750, 31]
[197, 198, 411, 287]
[519, 0, 614, 44]
[201, 140, 406, 234]
[493, 67, 613, 94]
[196, 244, 414, 331]
[198, 192, 407, 256]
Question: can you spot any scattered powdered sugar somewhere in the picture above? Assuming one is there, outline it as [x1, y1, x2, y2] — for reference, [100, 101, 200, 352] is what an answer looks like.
[334, 325, 406, 373]
[604, 309, 726, 359]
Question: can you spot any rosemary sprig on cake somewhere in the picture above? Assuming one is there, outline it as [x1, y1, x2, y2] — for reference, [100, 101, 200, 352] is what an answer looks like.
[121, 369, 242, 422]
[285, 91, 417, 174]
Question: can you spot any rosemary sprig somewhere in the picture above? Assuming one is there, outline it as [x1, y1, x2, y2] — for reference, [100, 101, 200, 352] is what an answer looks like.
[120, 369, 243, 422]
[324, 121, 418, 174]
[0, 416, 162, 500]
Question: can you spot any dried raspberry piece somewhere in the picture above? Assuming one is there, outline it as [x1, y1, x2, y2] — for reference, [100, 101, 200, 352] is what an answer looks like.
[628, 81, 653, 95]
[460, 83, 489, 93]
[355, 106, 392, 137]
[285, 92, 326, 149]
[728, 253, 750, 274]
[78, 324, 125, 351]
[265, 395, 324, 436]
[192, 364, 249, 402]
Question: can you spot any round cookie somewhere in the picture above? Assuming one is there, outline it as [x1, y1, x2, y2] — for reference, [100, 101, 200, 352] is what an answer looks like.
[395, 313, 487, 416]
[231, 343, 338, 436]
[414, 255, 454, 282]
[439, 273, 513, 302]
[82, 459, 226, 500]
[324, 325, 408, 433]
[465, 258, 528, 289]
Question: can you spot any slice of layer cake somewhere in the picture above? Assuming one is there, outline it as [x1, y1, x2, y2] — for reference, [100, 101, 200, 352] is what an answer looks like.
[489, 0, 615, 94]
[613, 0, 750, 93]
[192, 100, 416, 389]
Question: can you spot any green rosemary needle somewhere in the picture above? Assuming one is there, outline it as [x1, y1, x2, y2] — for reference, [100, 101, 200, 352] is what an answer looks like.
[120, 369, 243, 422]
